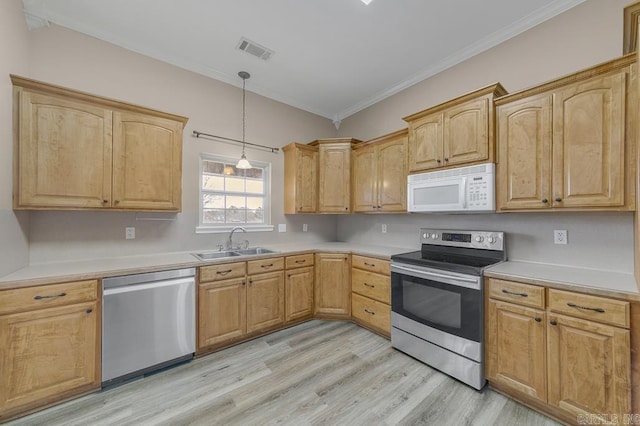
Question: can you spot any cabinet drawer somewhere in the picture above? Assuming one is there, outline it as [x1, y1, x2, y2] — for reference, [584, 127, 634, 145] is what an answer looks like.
[0, 280, 98, 315]
[200, 262, 246, 282]
[247, 257, 284, 275]
[351, 269, 390, 304]
[352, 255, 390, 275]
[548, 289, 630, 328]
[352, 293, 390, 334]
[488, 278, 545, 309]
[285, 253, 314, 269]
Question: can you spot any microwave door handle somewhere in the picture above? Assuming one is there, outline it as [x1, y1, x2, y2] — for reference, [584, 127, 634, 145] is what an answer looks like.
[460, 176, 467, 208]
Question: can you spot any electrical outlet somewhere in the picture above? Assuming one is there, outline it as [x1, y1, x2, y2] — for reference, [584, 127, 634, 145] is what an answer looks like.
[554, 229, 567, 245]
[125, 227, 135, 240]
[381, 224, 387, 233]
[302, 223, 308, 232]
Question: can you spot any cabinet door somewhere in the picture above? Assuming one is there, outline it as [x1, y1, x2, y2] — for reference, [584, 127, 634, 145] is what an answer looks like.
[247, 271, 285, 334]
[496, 95, 552, 210]
[285, 266, 314, 322]
[314, 253, 350, 317]
[16, 91, 112, 209]
[112, 111, 183, 211]
[552, 72, 626, 208]
[547, 313, 631, 418]
[408, 112, 443, 172]
[443, 98, 489, 166]
[0, 302, 98, 416]
[198, 278, 246, 349]
[352, 146, 377, 212]
[486, 300, 547, 402]
[318, 144, 351, 212]
[296, 147, 317, 213]
[377, 136, 407, 212]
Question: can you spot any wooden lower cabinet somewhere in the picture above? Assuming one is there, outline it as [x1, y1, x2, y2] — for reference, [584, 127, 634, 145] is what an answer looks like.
[0, 281, 100, 421]
[198, 277, 247, 349]
[486, 299, 547, 401]
[350, 255, 391, 337]
[486, 277, 632, 424]
[247, 271, 285, 334]
[314, 253, 351, 317]
[285, 265, 314, 322]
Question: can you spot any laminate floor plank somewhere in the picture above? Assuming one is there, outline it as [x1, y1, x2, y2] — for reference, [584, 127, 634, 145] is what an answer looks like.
[7, 320, 560, 426]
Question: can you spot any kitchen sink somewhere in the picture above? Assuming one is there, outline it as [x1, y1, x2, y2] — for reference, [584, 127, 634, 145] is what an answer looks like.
[233, 247, 277, 255]
[191, 247, 277, 261]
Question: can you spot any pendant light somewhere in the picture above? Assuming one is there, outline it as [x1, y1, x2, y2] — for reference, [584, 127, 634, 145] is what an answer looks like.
[236, 71, 253, 169]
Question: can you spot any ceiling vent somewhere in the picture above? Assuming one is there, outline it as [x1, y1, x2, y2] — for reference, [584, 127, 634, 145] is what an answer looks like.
[236, 37, 274, 61]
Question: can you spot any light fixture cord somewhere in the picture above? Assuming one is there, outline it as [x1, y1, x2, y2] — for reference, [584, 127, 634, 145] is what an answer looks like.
[242, 77, 246, 155]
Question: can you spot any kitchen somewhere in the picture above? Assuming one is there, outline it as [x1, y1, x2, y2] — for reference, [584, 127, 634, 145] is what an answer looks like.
[1, 0, 639, 424]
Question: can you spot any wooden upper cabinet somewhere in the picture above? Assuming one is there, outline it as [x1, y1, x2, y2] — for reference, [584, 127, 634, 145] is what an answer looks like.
[495, 55, 636, 212]
[496, 94, 553, 210]
[404, 83, 506, 173]
[11, 75, 188, 211]
[112, 112, 183, 210]
[283, 143, 318, 214]
[311, 139, 360, 213]
[14, 91, 113, 209]
[353, 130, 407, 213]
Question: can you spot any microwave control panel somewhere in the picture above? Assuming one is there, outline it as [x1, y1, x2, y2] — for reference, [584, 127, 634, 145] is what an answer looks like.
[466, 174, 494, 210]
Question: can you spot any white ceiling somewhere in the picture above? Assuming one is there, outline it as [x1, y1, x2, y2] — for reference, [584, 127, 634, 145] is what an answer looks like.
[22, 0, 586, 124]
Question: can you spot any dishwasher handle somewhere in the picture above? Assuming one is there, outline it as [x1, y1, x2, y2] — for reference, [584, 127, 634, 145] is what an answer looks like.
[103, 276, 195, 296]
[103, 268, 195, 290]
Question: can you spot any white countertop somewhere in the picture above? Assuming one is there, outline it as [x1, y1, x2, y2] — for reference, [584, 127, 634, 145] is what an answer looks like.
[0, 242, 415, 289]
[485, 260, 640, 301]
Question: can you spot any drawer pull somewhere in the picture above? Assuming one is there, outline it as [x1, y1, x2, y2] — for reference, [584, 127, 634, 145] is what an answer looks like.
[261, 264, 274, 269]
[295, 260, 306, 264]
[364, 283, 375, 288]
[567, 302, 605, 313]
[216, 269, 232, 275]
[364, 262, 376, 267]
[364, 309, 375, 315]
[501, 289, 528, 298]
[33, 292, 67, 300]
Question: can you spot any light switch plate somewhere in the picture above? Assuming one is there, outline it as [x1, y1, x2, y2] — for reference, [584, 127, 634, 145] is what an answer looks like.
[278, 224, 287, 233]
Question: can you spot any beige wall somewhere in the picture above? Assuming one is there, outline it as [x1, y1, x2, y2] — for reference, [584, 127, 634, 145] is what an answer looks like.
[9, 18, 338, 263]
[335, 0, 637, 273]
[0, 0, 30, 275]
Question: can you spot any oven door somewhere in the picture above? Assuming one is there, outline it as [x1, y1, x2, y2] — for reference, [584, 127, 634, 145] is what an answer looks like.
[391, 262, 482, 342]
[407, 176, 467, 212]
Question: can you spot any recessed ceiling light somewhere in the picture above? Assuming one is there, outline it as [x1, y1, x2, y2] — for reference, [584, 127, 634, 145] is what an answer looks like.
[361, 0, 373, 5]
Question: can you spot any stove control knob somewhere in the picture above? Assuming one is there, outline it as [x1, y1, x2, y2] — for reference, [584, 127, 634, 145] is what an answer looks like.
[487, 236, 497, 244]
[431, 233, 439, 239]
[423, 233, 429, 239]
[475, 236, 484, 243]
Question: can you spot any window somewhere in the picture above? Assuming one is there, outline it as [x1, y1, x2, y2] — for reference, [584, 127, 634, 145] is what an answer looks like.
[197, 154, 272, 233]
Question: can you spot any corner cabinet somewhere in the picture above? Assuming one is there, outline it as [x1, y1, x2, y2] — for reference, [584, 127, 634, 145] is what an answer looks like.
[403, 83, 507, 173]
[495, 55, 637, 212]
[12, 75, 187, 212]
[352, 130, 408, 213]
[283, 143, 318, 214]
[0, 280, 100, 422]
[310, 138, 361, 213]
[485, 278, 632, 424]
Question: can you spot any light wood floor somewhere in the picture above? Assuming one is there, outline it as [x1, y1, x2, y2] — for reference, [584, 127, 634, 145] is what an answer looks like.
[9, 320, 559, 426]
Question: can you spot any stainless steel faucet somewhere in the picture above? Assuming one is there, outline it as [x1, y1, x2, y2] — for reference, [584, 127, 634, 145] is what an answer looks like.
[226, 226, 247, 250]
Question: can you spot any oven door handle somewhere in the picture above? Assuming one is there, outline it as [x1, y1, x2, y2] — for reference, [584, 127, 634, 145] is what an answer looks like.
[391, 264, 481, 290]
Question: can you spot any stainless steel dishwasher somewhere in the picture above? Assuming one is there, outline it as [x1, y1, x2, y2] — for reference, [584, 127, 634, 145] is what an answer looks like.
[102, 268, 196, 387]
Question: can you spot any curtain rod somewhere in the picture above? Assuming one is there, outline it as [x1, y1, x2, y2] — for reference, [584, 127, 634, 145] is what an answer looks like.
[192, 130, 280, 153]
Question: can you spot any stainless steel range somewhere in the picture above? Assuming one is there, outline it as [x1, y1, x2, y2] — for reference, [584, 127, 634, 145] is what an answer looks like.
[390, 228, 505, 390]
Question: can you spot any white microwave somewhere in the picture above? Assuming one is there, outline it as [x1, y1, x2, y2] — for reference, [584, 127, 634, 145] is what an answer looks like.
[407, 163, 495, 213]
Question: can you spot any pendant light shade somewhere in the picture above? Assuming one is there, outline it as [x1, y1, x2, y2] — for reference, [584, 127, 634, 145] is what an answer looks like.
[236, 71, 253, 170]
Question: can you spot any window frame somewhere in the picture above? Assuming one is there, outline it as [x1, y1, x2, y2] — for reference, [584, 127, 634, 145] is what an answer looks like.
[196, 153, 274, 234]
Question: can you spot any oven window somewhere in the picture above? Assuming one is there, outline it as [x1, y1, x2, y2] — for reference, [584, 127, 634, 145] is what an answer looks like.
[403, 282, 461, 328]
[413, 184, 460, 205]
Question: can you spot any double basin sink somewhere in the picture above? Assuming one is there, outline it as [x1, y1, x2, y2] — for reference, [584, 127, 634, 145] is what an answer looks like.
[192, 247, 277, 261]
